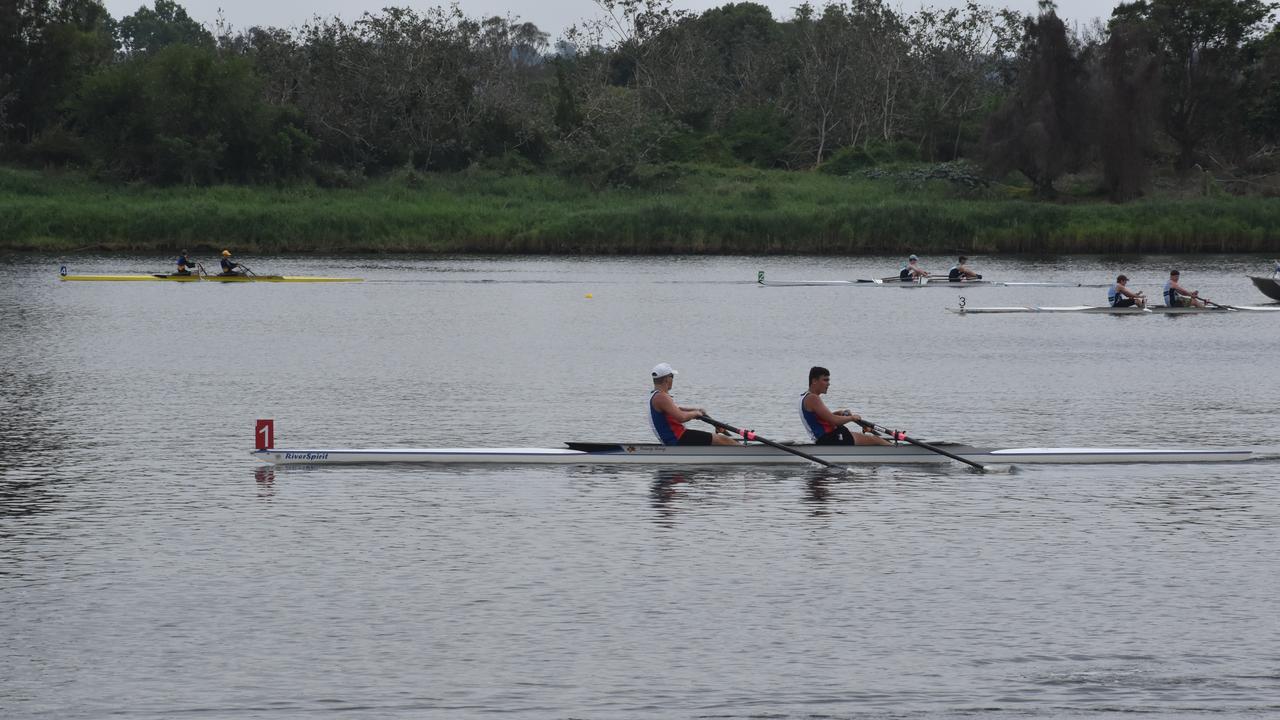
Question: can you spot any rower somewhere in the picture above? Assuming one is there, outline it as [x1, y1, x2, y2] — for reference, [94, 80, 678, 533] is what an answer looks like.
[948, 256, 982, 282]
[648, 363, 738, 446]
[175, 249, 197, 275]
[1107, 274, 1146, 308]
[1163, 270, 1205, 308]
[219, 249, 243, 276]
[899, 254, 930, 281]
[799, 367, 890, 446]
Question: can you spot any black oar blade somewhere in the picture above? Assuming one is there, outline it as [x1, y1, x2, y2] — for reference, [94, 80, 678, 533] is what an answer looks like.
[858, 419, 986, 472]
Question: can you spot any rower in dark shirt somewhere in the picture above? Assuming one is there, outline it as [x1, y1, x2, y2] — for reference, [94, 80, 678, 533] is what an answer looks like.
[219, 249, 242, 276]
[899, 255, 929, 281]
[176, 250, 197, 275]
[1162, 270, 1206, 308]
[948, 256, 982, 282]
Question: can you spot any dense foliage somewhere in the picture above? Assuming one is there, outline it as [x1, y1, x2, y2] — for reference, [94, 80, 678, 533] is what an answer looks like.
[2, 0, 1278, 201]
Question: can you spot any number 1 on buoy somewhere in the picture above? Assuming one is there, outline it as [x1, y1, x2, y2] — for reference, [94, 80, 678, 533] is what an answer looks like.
[255, 419, 274, 450]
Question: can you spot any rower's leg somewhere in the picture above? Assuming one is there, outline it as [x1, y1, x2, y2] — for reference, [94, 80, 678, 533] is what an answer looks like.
[853, 432, 891, 446]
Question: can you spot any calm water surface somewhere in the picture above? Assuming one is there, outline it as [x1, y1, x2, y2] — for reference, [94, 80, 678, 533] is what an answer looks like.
[2, 253, 1279, 719]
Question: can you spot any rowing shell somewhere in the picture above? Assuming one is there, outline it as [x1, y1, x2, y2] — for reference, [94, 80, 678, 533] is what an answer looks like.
[59, 274, 362, 283]
[756, 272, 1104, 288]
[948, 304, 1280, 314]
[250, 443, 1254, 465]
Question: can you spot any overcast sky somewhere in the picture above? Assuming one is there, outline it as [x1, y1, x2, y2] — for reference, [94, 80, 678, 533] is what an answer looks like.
[99, 0, 1125, 39]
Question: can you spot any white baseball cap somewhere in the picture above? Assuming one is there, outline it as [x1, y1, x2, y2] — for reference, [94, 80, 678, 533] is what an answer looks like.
[909, 254, 918, 261]
[651, 362, 677, 378]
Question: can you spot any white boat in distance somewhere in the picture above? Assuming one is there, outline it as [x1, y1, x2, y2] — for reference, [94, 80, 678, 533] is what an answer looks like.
[756, 271, 1105, 288]
[251, 441, 1255, 466]
[948, 304, 1280, 314]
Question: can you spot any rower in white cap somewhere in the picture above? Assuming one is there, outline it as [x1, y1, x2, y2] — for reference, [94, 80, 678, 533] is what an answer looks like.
[648, 363, 738, 446]
[899, 254, 930, 281]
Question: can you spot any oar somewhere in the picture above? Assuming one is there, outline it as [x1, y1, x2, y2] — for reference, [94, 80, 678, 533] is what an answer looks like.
[698, 415, 844, 470]
[1200, 297, 1236, 311]
[238, 263, 257, 276]
[854, 419, 987, 472]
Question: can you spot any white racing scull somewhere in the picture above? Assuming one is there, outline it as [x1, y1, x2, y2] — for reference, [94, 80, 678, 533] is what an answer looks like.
[948, 303, 1280, 314]
[249, 423, 1256, 466]
[756, 271, 1105, 288]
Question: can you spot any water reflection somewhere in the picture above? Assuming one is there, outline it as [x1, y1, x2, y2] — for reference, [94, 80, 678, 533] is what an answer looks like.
[646, 465, 884, 523]
[0, 369, 68, 488]
[253, 466, 276, 499]
[649, 468, 690, 526]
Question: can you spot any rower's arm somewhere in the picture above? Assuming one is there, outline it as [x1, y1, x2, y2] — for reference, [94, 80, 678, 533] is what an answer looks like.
[655, 395, 703, 423]
[807, 396, 856, 427]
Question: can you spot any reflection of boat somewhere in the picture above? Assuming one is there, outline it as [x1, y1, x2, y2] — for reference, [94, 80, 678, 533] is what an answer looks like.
[59, 273, 361, 283]
[948, 304, 1280, 314]
[1249, 276, 1280, 301]
[251, 442, 1255, 465]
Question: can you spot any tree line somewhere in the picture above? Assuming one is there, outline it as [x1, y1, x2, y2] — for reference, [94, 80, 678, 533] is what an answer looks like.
[2, 0, 1278, 200]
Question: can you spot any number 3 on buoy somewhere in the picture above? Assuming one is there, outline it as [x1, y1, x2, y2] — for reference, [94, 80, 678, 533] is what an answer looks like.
[255, 419, 274, 450]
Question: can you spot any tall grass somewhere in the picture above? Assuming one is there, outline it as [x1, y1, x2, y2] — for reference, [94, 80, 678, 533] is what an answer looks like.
[4, 164, 1280, 254]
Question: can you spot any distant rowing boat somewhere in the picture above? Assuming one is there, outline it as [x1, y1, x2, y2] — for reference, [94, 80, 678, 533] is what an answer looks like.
[251, 442, 1255, 465]
[58, 273, 362, 283]
[947, 304, 1280, 314]
[756, 271, 1105, 288]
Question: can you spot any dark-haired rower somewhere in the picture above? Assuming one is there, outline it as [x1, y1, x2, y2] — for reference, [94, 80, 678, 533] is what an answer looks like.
[799, 366, 890, 446]
[948, 256, 982, 282]
[1163, 270, 1206, 308]
[1107, 275, 1146, 308]
[176, 250, 197, 275]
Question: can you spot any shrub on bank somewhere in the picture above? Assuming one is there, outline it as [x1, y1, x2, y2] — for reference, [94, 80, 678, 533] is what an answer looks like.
[3, 164, 1280, 254]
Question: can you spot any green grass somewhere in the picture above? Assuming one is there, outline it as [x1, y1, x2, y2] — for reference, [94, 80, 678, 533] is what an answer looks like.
[4, 164, 1280, 254]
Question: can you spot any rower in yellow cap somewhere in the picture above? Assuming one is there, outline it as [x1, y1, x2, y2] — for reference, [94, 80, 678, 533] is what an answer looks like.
[219, 250, 244, 276]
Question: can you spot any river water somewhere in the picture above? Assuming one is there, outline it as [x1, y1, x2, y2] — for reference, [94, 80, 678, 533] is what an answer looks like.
[2, 253, 1279, 719]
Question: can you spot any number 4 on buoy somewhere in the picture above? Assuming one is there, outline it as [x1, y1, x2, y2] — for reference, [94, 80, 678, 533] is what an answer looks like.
[255, 419, 274, 450]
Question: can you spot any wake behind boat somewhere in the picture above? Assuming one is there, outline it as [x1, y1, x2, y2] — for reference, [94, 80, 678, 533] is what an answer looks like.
[249, 421, 1256, 466]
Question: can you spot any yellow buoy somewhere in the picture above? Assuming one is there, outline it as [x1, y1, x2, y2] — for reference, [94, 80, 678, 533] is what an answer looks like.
[585, 293, 593, 299]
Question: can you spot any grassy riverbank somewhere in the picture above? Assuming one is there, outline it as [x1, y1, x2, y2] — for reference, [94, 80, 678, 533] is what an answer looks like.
[4, 164, 1280, 255]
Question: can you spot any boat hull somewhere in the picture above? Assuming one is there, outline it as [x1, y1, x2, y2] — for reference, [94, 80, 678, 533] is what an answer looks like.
[60, 274, 361, 283]
[948, 305, 1280, 314]
[1249, 276, 1280, 301]
[757, 277, 1106, 288]
[250, 443, 1254, 465]
[60, 273, 203, 282]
